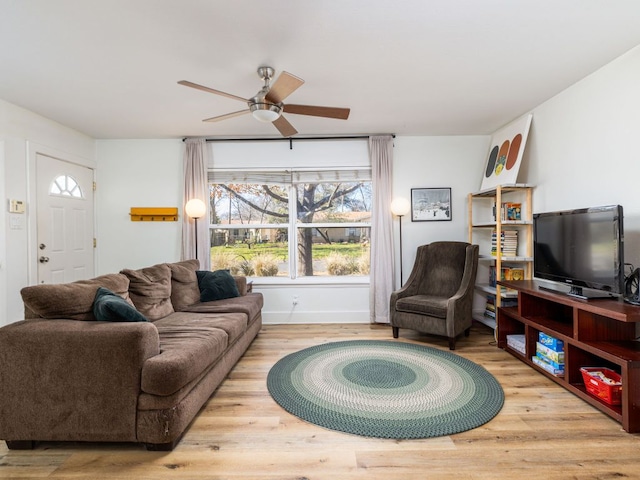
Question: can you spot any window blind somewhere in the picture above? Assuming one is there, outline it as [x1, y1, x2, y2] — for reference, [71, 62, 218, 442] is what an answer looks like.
[209, 168, 371, 185]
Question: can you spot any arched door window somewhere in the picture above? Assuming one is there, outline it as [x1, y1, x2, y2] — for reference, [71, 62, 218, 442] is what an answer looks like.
[50, 174, 84, 198]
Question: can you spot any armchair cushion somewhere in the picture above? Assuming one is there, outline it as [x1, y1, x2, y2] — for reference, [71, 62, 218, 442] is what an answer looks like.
[395, 294, 448, 318]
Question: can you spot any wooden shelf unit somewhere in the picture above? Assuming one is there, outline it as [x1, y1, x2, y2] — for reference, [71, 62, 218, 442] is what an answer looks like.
[467, 184, 533, 329]
[497, 279, 640, 432]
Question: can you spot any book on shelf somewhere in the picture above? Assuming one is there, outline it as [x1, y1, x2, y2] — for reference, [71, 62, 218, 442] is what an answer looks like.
[489, 266, 525, 286]
[483, 295, 517, 319]
[505, 202, 522, 221]
[484, 296, 496, 319]
[493, 202, 522, 221]
[490, 229, 518, 257]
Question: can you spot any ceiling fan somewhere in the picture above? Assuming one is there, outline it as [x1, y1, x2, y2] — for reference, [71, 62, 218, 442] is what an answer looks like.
[178, 66, 350, 137]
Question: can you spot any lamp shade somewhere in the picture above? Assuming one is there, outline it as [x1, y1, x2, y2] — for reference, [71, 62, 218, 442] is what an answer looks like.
[185, 198, 206, 219]
[390, 197, 411, 216]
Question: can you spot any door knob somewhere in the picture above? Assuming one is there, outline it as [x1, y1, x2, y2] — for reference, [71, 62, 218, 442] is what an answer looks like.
[39, 243, 46, 250]
[39, 256, 50, 263]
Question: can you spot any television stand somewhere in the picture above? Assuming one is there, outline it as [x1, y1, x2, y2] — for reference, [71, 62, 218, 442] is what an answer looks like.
[537, 284, 616, 300]
[497, 279, 640, 433]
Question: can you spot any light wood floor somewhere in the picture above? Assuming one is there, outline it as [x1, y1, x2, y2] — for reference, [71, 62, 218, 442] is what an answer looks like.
[2, 322, 640, 479]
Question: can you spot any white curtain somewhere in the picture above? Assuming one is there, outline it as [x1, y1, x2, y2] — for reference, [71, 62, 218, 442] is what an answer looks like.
[182, 139, 211, 270]
[368, 135, 394, 324]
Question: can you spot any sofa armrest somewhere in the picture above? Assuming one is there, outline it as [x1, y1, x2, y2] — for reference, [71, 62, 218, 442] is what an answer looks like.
[0, 319, 160, 443]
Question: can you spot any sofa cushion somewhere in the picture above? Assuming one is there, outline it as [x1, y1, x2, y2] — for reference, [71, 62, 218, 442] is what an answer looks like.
[20, 273, 133, 321]
[121, 264, 174, 321]
[141, 312, 248, 396]
[395, 295, 448, 318]
[167, 260, 201, 311]
[196, 270, 240, 302]
[233, 275, 249, 297]
[182, 292, 263, 321]
[93, 287, 148, 322]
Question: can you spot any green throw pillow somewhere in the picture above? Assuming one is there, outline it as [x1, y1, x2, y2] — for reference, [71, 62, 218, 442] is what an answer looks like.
[196, 270, 240, 302]
[93, 287, 148, 322]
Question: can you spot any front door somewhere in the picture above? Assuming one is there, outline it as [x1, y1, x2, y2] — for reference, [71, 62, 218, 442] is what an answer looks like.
[36, 154, 95, 284]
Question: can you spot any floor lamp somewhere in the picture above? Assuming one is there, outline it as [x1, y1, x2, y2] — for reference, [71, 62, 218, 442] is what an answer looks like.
[185, 199, 206, 261]
[391, 198, 411, 287]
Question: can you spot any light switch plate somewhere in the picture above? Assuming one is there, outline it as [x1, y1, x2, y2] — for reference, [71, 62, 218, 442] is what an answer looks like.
[10, 216, 23, 229]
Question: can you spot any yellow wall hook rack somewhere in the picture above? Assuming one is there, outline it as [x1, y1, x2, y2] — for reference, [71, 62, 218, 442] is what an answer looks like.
[130, 207, 178, 221]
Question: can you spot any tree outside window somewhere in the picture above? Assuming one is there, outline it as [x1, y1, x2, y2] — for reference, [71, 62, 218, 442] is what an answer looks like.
[208, 177, 371, 278]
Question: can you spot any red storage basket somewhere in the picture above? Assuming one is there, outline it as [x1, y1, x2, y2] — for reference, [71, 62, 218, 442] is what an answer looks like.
[580, 367, 622, 405]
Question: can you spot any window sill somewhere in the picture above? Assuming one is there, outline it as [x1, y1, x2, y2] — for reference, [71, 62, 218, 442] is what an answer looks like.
[248, 276, 370, 287]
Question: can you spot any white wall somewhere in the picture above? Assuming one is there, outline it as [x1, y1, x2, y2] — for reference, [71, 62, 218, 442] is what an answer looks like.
[0, 99, 95, 326]
[0, 141, 5, 325]
[95, 139, 184, 273]
[524, 44, 640, 269]
[392, 136, 490, 288]
[259, 281, 370, 324]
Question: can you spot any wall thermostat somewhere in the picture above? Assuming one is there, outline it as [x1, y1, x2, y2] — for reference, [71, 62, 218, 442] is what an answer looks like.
[9, 199, 25, 214]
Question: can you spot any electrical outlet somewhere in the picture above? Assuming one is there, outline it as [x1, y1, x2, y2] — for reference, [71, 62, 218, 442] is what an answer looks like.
[292, 295, 299, 306]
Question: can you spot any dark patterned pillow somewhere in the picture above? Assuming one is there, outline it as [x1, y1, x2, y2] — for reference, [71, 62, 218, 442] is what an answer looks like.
[196, 270, 240, 302]
[93, 287, 148, 322]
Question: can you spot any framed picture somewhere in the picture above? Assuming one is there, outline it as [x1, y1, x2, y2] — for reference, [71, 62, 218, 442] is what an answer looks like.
[411, 188, 452, 222]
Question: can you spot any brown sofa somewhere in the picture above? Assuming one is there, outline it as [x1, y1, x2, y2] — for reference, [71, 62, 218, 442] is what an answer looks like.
[0, 260, 263, 451]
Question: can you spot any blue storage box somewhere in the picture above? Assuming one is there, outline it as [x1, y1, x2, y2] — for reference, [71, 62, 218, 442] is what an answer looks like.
[532, 354, 565, 376]
[535, 352, 564, 370]
[536, 342, 565, 364]
[538, 332, 564, 352]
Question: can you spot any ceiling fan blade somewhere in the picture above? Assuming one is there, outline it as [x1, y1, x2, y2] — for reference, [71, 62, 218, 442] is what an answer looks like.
[178, 80, 248, 103]
[265, 71, 304, 104]
[284, 104, 350, 120]
[272, 115, 298, 137]
[203, 109, 251, 122]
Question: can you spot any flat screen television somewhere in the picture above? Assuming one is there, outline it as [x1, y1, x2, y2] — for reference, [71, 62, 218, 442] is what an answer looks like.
[533, 205, 624, 299]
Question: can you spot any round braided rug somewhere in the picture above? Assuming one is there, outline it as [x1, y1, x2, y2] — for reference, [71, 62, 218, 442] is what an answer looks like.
[267, 340, 504, 439]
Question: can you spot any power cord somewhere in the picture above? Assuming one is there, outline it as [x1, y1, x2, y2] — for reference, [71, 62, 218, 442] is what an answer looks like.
[623, 262, 640, 308]
[624, 263, 636, 281]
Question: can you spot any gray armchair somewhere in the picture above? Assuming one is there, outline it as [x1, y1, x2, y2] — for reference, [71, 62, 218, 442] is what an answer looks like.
[390, 241, 479, 350]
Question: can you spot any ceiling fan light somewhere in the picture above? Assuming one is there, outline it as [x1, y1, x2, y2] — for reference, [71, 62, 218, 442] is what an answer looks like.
[250, 103, 281, 122]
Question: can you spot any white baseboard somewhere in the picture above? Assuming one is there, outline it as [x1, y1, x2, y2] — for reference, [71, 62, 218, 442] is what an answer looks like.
[262, 310, 370, 324]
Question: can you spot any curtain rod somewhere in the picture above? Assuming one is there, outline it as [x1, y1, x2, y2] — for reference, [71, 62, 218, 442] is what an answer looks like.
[182, 134, 395, 143]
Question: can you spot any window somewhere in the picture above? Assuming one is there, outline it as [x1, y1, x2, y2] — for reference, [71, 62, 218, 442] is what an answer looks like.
[208, 169, 371, 279]
[49, 174, 83, 198]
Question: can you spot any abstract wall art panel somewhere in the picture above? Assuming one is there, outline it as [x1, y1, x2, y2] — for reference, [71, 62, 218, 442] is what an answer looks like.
[480, 114, 532, 190]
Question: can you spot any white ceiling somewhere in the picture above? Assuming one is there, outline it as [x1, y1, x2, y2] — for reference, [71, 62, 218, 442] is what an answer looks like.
[2, 0, 640, 140]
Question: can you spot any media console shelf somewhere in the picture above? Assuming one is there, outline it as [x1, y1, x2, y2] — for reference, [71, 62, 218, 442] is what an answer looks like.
[497, 279, 640, 432]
